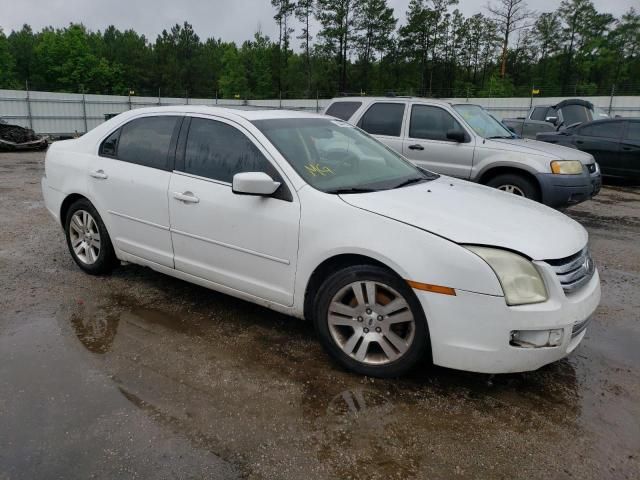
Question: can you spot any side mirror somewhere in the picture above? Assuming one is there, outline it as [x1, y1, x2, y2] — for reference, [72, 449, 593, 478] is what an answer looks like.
[232, 172, 280, 196]
[545, 116, 558, 125]
[446, 129, 466, 143]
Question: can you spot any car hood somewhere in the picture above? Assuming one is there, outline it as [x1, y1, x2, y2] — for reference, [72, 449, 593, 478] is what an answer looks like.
[340, 177, 587, 260]
[484, 138, 593, 163]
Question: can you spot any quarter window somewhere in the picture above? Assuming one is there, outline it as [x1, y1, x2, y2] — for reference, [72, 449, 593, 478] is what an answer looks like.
[358, 103, 405, 137]
[409, 105, 464, 141]
[184, 118, 278, 184]
[325, 101, 362, 121]
[117, 116, 179, 170]
[99, 129, 120, 157]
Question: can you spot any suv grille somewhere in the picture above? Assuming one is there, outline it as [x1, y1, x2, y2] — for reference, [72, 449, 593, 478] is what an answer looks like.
[545, 247, 595, 294]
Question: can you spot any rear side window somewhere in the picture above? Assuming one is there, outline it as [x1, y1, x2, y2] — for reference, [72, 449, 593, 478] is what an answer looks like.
[117, 116, 179, 170]
[579, 122, 623, 139]
[358, 103, 405, 137]
[183, 118, 278, 183]
[409, 105, 464, 141]
[625, 122, 640, 141]
[325, 101, 362, 121]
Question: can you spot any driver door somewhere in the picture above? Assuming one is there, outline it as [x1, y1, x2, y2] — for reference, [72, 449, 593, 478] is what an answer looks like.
[402, 104, 474, 179]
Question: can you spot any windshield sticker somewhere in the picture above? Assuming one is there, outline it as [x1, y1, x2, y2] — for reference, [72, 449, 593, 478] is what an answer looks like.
[305, 163, 335, 176]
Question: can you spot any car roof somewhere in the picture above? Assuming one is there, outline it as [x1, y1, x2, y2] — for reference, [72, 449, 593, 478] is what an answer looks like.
[113, 105, 327, 122]
[329, 96, 453, 107]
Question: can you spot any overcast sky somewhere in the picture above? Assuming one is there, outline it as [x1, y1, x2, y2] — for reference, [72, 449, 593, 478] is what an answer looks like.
[1, 0, 636, 46]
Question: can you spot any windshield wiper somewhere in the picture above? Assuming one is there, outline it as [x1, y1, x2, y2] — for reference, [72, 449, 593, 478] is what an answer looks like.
[326, 187, 378, 194]
[392, 176, 428, 189]
[486, 135, 515, 139]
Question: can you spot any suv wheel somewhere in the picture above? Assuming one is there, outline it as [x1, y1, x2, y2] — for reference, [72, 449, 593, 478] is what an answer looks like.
[486, 173, 540, 201]
[313, 265, 430, 377]
[64, 199, 117, 274]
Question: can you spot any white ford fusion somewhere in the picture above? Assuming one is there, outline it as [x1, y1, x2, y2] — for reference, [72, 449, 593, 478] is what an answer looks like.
[42, 106, 601, 377]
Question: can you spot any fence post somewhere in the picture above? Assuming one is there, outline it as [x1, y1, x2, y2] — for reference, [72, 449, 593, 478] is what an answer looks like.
[608, 84, 615, 116]
[279, 91, 282, 109]
[25, 81, 33, 130]
[81, 89, 88, 133]
[158, 88, 161, 106]
[128, 89, 132, 110]
[529, 84, 534, 109]
[185, 90, 189, 105]
[215, 90, 218, 105]
[316, 90, 319, 113]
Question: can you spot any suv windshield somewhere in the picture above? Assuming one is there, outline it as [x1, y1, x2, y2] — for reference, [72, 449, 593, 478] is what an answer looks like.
[453, 104, 515, 139]
[252, 118, 436, 193]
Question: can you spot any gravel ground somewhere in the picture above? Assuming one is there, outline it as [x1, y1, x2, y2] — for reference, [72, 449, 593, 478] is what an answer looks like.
[0, 151, 638, 480]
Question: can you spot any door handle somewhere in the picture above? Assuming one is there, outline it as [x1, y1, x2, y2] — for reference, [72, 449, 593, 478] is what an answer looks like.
[90, 170, 108, 179]
[173, 191, 200, 203]
[408, 144, 424, 151]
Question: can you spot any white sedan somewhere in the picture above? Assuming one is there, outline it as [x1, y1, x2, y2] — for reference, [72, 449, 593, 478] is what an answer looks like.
[42, 106, 601, 377]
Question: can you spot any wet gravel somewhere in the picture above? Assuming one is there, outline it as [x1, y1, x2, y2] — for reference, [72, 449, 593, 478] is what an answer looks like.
[0, 151, 639, 479]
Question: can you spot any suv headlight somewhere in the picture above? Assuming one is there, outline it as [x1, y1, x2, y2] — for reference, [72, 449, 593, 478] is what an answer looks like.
[466, 246, 548, 306]
[551, 160, 583, 174]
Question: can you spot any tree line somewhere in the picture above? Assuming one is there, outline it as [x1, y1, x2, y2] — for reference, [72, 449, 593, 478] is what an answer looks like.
[0, 0, 638, 99]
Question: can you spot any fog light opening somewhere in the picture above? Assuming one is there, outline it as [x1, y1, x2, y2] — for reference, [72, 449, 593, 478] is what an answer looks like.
[510, 329, 564, 348]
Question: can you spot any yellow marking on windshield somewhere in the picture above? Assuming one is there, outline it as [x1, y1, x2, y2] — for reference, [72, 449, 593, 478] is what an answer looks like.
[305, 164, 334, 176]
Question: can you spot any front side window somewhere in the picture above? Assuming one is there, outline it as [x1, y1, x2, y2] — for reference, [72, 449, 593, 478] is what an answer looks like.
[325, 101, 362, 121]
[579, 121, 623, 139]
[357, 103, 405, 137]
[117, 116, 178, 170]
[624, 122, 640, 141]
[184, 118, 278, 183]
[253, 118, 436, 193]
[453, 104, 514, 139]
[530, 107, 548, 121]
[409, 105, 465, 141]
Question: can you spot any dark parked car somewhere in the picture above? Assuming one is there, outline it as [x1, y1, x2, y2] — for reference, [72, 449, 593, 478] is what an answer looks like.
[537, 118, 640, 182]
[503, 99, 609, 139]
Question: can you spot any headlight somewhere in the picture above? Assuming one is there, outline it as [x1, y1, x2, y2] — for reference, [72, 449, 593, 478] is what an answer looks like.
[550, 160, 583, 175]
[466, 246, 548, 306]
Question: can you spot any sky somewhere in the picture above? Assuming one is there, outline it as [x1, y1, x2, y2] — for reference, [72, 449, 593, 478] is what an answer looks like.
[1, 0, 636, 47]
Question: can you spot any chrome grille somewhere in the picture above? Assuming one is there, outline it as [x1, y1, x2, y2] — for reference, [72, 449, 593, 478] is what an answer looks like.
[545, 247, 595, 294]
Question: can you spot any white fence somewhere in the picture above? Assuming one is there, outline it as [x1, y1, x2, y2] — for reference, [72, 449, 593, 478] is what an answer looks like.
[1, 88, 639, 135]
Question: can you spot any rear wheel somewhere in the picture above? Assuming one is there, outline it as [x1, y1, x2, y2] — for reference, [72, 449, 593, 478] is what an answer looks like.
[64, 199, 117, 275]
[313, 265, 430, 377]
[486, 173, 540, 201]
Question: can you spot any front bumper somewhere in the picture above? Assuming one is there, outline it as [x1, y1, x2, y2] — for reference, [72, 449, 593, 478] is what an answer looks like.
[536, 167, 601, 208]
[418, 264, 601, 374]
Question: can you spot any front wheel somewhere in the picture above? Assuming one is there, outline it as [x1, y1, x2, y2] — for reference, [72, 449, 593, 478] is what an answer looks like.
[313, 265, 431, 378]
[64, 198, 117, 275]
[486, 173, 540, 201]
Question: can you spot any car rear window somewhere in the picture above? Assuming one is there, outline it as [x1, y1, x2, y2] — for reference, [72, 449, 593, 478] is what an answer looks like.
[325, 101, 362, 121]
[357, 103, 405, 137]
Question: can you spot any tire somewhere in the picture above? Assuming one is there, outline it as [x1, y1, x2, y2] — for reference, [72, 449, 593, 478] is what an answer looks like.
[486, 173, 540, 201]
[64, 198, 117, 275]
[313, 265, 431, 378]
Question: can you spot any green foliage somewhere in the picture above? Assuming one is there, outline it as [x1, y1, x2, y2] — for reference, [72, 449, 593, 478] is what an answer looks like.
[0, 1, 638, 98]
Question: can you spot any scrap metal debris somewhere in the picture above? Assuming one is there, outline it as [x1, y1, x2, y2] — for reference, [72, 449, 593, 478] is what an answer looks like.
[0, 121, 48, 151]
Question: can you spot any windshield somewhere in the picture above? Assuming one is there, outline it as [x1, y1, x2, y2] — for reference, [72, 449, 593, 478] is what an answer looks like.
[252, 118, 436, 193]
[453, 104, 515, 139]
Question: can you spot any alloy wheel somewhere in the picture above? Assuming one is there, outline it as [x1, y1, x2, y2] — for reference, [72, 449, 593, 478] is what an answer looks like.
[327, 281, 416, 365]
[69, 210, 101, 264]
[497, 184, 526, 196]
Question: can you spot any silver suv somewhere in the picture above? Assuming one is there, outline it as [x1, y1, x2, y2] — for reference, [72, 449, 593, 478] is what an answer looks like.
[324, 97, 601, 208]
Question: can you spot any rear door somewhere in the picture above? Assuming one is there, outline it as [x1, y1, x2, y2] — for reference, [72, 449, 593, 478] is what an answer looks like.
[620, 121, 640, 179]
[90, 115, 181, 268]
[401, 103, 474, 178]
[355, 102, 406, 154]
[168, 116, 300, 306]
[574, 121, 624, 176]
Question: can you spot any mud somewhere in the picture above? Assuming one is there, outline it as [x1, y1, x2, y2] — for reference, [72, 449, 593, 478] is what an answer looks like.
[1, 151, 639, 479]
